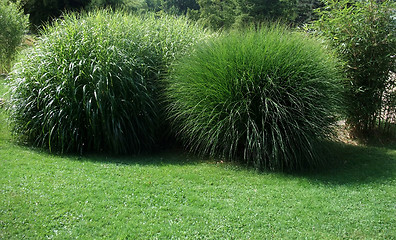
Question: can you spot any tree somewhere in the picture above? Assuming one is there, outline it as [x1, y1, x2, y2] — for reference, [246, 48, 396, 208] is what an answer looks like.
[197, 0, 237, 30]
[293, 0, 323, 24]
[161, 0, 199, 14]
[196, 0, 317, 30]
[88, 0, 148, 11]
[17, 0, 88, 30]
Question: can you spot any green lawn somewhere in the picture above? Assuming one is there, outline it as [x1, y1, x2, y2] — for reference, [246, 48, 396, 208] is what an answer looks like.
[1, 77, 395, 239]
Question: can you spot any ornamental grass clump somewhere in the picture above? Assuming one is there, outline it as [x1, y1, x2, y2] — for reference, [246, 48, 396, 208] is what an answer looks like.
[166, 26, 343, 171]
[8, 10, 208, 154]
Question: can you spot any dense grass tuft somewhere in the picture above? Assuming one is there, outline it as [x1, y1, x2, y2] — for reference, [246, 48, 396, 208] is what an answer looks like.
[166, 26, 344, 171]
[8, 10, 208, 154]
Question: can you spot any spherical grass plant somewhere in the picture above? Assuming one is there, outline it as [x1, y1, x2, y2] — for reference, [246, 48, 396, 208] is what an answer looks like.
[8, 10, 209, 154]
[166, 26, 344, 171]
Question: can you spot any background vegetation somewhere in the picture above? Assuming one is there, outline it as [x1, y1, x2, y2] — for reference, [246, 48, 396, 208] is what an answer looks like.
[0, 0, 28, 73]
[192, 0, 323, 30]
[15, 0, 323, 31]
[311, 0, 396, 138]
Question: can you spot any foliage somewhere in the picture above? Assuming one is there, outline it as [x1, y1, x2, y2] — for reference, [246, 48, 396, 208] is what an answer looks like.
[16, 0, 88, 31]
[311, 0, 396, 137]
[87, 0, 148, 11]
[8, 10, 208, 154]
[293, 0, 324, 24]
[166, 26, 343, 171]
[194, 0, 320, 30]
[160, 0, 199, 14]
[17, 0, 323, 31]
[18, 0, 156, 30]
[18, 0, 201, 30]
[233, 0, 292, 28]
[195, 0, 237, 29]
[90, 0, 200, 14]
[0, 0, 28, 73]
[381, 73, 396, 135]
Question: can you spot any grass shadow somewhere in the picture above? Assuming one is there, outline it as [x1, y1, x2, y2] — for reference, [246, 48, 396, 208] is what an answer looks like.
[75, 147, 204, 167]
[294, 141, 396, 186]
[2, 95, 395, 184]
[5, 129, 395, 185]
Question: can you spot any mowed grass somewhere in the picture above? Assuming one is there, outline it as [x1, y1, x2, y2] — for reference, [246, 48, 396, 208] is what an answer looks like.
[1, 78, 395, 239]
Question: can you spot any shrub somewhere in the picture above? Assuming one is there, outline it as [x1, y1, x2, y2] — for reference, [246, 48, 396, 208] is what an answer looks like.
[311, 0, 396, 137]
[18, 0, 89, 31]
[8, 10, 208, 154]
[0, 0, 28, 73]
[195, 0, 322, 31]
[87, 0, 148, 11]
[166, 26, 343, 171]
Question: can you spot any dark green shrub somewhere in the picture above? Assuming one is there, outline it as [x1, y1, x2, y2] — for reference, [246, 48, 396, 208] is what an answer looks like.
[311, 0, 396, 137]
[166, 26, 343, 170]
[196, 0, 237, 30]
[160, 0, 199, 14]
[87, 0, 148, 11]
[194, 0, 321, 30]
[0, 0, 28, 72]
[18, 0, 88, 31]
[8, 10, 208, 154]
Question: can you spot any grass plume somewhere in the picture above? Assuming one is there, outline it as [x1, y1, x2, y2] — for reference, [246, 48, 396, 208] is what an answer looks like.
[166, 26, 344, 170]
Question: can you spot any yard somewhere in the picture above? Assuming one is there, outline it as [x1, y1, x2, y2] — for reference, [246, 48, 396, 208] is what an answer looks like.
[1, 78, 395, 239]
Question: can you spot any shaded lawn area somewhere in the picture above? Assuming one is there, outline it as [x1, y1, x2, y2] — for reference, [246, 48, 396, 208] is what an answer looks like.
[0, 77, 395, 239]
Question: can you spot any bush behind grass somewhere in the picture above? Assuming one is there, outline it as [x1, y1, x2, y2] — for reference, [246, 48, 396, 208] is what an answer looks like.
[0, 0, 29, 73]
[311, 0, 396, 137]
[8, 10, 209, 154]
[166, 26, 344, 171]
